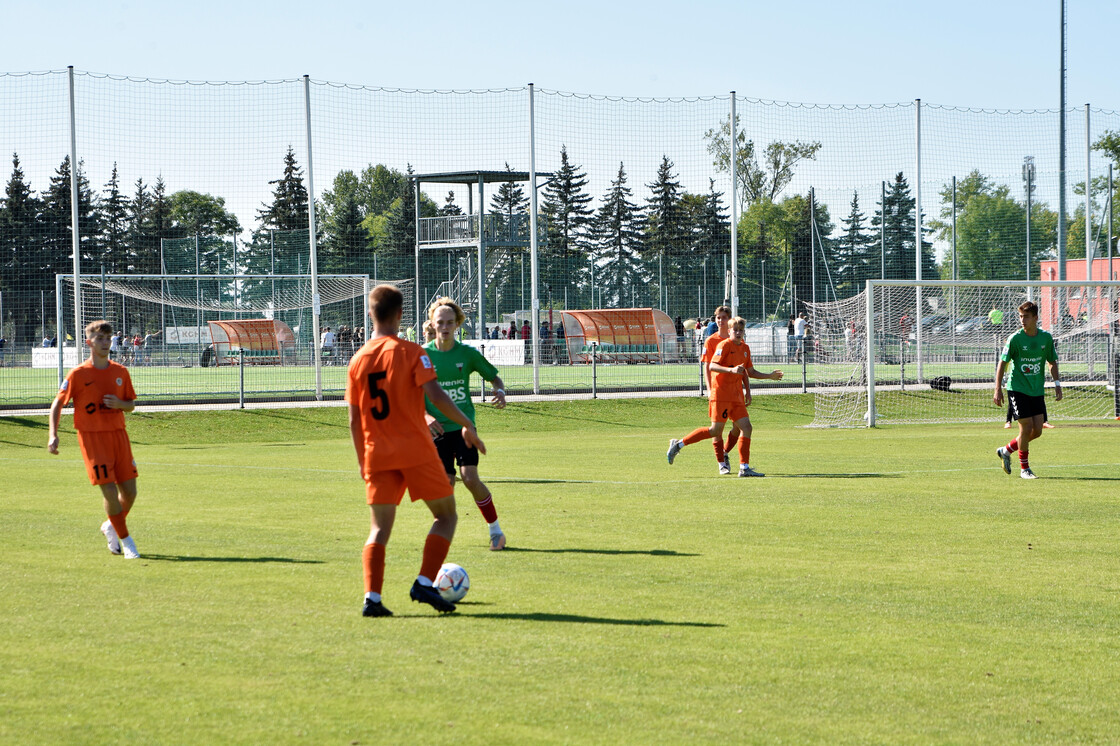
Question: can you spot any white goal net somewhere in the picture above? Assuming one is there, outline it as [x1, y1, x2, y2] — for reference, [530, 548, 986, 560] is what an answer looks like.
[807, 280, 1120, 427]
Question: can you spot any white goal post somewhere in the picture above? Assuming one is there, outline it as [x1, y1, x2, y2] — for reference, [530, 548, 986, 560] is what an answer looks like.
[807, 280, 1120, 427]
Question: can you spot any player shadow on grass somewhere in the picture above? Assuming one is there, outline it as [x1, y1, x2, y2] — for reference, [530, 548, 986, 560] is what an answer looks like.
[142, 554, 324, 563]
[1043, 475, 1120, 481]
[502, 547, 698, 557]
[458, 612, 723, 627]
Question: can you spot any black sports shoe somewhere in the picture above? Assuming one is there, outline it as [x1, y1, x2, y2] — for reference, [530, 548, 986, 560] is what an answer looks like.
[362, 599, 393, 617]
[410, 580, 456, 613]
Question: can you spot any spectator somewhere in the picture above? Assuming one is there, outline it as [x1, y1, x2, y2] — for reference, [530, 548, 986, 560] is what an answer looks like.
[540, 320, 552, 364]
[0, 334, 5, 366]
[704, 315, 718, 338]
[674, 315, 685, 343]
[793, 313, 808, 362]
[120, 333, 132, 364]
[786, 315, 796, 361]
[555, 320, 566, 364]
[142, 330, 162, 365]
[508, 322, 517, 340]
[109, 331, 121, 358]
[520, 320, 531, 340]
[321, 325, 336, 363]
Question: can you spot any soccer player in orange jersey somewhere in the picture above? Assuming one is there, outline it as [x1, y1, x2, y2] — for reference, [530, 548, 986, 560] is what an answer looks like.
[47, 320, 142, 558]
[347, 284, 486, 617]
[699, 305, 748, 474]
[668, 317, 783, 477]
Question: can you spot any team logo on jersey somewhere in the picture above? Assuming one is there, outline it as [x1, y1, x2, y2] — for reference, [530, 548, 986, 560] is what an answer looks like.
[420, 355, 432, 369]
[456, 363, 464, 371]
[116, 377, 123, 386]
[60, 380, 69, 391]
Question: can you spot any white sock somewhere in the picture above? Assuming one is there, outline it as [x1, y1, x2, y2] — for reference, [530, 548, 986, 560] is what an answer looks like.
[488, 520, 502, 535]
[365, 592, 381, 603]
[416, 576, 434, 588]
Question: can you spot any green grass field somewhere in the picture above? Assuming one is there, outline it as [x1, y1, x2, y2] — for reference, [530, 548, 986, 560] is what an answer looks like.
[2, 397, 1119, 744]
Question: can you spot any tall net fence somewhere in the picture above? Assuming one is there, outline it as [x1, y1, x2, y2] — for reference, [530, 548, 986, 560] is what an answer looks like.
[1, 69, 1118, 411]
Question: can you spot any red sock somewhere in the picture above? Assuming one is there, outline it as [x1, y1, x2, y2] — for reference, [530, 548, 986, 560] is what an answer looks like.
[107, 512, 129, 540]
[1019, 450, 1029, 470]
[1006, 439, 1019, 453]
[712, 438, 725, 461]
[419, 534, 452, 583]
[738, 437, 751, 465]
[724, 436, 738, 455]
[363, 542, 386, 594]
[682, 427, 710, 446]
[474, 493, 498, 524]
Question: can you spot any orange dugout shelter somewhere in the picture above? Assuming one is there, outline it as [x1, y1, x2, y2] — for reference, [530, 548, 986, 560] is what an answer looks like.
[558, 308, 680, 363]
[208, 319, 296, 365]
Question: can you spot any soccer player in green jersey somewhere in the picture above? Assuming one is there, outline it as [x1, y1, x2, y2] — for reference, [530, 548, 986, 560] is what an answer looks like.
[424, 297, 509, 550]
[994, 301, 1062, 479]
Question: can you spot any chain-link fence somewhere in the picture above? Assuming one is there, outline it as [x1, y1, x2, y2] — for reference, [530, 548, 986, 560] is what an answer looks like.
[1, 69, 1117, 409]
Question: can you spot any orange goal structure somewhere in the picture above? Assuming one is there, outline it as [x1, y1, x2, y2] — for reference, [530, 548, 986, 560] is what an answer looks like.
[558, 308, 682, 363]
[207, 319, 296, 365]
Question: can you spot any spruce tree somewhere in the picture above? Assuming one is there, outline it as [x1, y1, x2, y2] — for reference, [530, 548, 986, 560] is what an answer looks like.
[440, 191, 463, 216]
[590, 163, 647, 307]
[645, 155, 689, 258]
[540, 146, 593, 306]
[1, 154, 44, 343]
[100, 163, 129, 272]
[257, 146, 309, 232]
[870, 172, 935, 280]
[836, 191, 873, 296]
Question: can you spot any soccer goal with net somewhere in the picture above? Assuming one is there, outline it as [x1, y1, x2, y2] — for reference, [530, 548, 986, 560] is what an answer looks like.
[53, 273, 414, 401]
[807, 280, 1120, 427]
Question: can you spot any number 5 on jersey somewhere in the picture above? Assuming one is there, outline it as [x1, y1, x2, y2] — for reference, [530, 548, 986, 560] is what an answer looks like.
[367, 371, 390, 420]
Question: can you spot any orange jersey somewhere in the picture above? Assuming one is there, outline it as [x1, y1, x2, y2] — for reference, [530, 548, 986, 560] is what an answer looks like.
[346, 335, 440, 472]
[701, 332, 726, 388]
[710, 338, 752, 402]
[55, 359, 135, 432]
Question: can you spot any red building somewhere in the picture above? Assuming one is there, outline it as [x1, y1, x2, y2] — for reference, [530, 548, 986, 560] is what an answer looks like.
[1036, 257, 1120, 330]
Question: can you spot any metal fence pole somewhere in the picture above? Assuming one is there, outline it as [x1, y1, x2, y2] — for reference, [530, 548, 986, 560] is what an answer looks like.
[239, 348, 245, 409]
[914, 98, 924, 383]
[67, 67, 83, 362]
[730, 91, 739, 316]
[528, 83, 541, 395]
[591, 342, 598, 399]
[303, 75, 323, 401]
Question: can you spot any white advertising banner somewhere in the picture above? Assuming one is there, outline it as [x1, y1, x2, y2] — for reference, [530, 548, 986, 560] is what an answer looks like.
[462, 339, 525, 366]
[165, 326, 213, 345]
[32, 346, 80, 369]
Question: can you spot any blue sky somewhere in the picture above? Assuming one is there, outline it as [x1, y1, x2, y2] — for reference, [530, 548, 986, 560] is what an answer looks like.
[4, 0, 1118, 108]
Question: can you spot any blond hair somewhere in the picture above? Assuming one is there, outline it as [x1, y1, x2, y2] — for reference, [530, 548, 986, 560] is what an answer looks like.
[730, 316, 747, 331]
[428, 296, 466, 327]
[422, 320, 437, 342]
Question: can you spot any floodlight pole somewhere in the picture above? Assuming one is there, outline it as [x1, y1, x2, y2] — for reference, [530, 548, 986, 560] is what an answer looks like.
[730, 92, 739, 316]
[303, 75, 323, 400]
[67, 66, 82, 361]
[528, 83, 541, 394]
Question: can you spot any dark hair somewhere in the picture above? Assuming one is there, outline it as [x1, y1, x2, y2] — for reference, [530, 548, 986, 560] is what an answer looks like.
[1018, 301, 1039, 317]
[369, 284, 404, 323]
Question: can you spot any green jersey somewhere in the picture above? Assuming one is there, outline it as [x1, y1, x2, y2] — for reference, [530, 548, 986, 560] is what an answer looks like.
[423, 340, 499, 431]
[1000, 328, 1057, 397]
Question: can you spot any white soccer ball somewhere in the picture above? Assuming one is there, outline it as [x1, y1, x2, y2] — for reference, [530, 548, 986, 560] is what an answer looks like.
[434, 563, 470, 602]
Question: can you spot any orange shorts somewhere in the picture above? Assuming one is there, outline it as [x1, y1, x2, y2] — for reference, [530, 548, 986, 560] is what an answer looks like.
[77, 429, 138, 486]
[709, 399, 748, 424]
[364, 458, 454, 506]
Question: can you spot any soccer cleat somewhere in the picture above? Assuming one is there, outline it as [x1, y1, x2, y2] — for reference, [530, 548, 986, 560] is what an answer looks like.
[996, 447, 1011, 475]
[489, 532, 507, 551]
[666, 439, 683, 465]
[120, 535, 140, 559]
[410, 580, 456, 613]
[1020, 468, 1038, 480]
[1042, 422, 1055, 429]
[362, 599, 393, 617]
[718, 459, 731, 475]
[1003, 421, 1012, 429]
[100, 520, 122, 555]
[738, 465, 765, 478]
